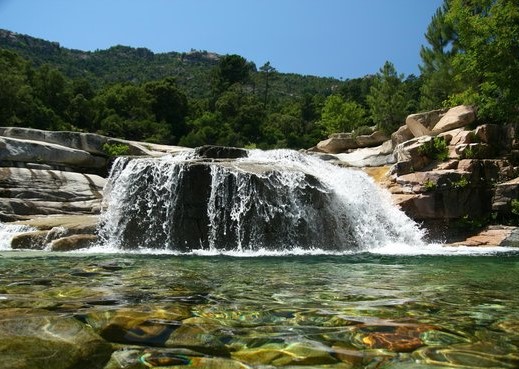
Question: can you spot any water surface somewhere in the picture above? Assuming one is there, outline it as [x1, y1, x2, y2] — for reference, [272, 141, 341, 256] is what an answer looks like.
[1, 250, 518, 368]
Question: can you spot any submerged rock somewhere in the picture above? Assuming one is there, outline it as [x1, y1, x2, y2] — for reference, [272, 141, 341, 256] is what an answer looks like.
[165, 323, 231, 356]
[50, 234, 98, 251]
[351, 323, 436, 352]
[85, 307, 191, 346]
[232, 341, 338, 366]
[104, 349, 250, 369]
[0, 311, 112, 369]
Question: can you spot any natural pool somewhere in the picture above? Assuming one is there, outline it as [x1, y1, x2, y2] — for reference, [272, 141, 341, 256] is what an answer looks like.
[1, 249, 518, 369]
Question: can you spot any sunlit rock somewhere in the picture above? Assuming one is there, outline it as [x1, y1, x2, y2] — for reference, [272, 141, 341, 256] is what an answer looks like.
[232, 341, 338, 366]
[431, 105, 476, 134]
[406, 108, 447, 137]
[0, 167, 105, 220]
[0, 312, 112, 369]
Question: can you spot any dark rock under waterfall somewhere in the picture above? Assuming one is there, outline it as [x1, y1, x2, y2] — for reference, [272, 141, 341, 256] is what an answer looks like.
[101, 156, 357, 252]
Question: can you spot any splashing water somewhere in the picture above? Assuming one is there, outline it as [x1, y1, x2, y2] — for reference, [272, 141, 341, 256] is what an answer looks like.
[0, 223, 36, 250]
[97, 149, 425, 254]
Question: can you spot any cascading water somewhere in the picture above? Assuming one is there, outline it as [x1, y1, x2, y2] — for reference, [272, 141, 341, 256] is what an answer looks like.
[0, 223, 36, 250]
[98, 149, 425, 253]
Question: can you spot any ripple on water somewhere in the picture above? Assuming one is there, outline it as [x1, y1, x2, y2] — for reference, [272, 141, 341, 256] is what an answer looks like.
[0, 252, 518, 368]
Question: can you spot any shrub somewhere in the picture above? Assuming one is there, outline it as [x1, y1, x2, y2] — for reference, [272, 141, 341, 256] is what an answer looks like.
[511, 199, 519, 216]
[102, 142, 130, 157]
[352, 125, 374, 138]
[419, 137, 449, 161]
[452, 176, 469, 189]
[423, 179, 437, 192]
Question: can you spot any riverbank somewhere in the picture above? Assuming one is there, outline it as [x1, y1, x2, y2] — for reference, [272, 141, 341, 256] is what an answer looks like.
[2, 105, 519, 250]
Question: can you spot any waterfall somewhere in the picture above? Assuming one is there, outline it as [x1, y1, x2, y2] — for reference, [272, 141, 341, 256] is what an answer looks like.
[98, 149, 424, 253]
[0, 223, 36, 250]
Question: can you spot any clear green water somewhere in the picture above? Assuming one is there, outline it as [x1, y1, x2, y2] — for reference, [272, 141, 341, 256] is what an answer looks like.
[1, 251, 519, 368]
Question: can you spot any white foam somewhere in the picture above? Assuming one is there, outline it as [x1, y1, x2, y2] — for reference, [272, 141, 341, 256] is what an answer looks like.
[0, 223, 36, 250]
[70, 242, 518, 257]
[368, 242, 517, 256]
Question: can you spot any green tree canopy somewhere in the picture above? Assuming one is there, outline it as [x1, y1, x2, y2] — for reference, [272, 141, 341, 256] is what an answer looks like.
[446, 0, 519, 122]
[144, 77, 189, 143]
[366, 61, 408, 134]
[419, 2, 459, 110]
[420, 0, 519, 123]
[211, 54, 255, 95]
[320, 95, 366, 135]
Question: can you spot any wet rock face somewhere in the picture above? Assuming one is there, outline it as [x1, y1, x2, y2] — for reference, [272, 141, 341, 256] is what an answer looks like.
[7, 214, 99, 250]
[194, 145, 248, 159]
[103, 159, 350, 251]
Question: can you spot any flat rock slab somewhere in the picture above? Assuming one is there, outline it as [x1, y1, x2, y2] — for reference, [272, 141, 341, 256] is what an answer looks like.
[0, 136, 107, 169]
[452, 226, 519, 247]
[14, 214, 99, 231]
[0, 167, 105, 217]
[0, 126, 191, 157]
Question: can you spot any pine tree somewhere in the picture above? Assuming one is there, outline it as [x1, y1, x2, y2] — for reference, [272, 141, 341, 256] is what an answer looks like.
[419, 3, 459, 110]
[446, 0, 519, 122]
[366, 61, 407, 134]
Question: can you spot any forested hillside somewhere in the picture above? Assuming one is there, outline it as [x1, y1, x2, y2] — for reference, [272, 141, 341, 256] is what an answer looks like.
[0, 0, 517, 150]
[0, 29, 340, 101]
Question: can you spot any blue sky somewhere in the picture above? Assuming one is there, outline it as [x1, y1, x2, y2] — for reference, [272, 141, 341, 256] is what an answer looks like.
[0, 0, 443, 79]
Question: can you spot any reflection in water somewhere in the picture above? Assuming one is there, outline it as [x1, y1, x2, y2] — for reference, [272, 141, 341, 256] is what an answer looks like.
[0, 252, 518, 368]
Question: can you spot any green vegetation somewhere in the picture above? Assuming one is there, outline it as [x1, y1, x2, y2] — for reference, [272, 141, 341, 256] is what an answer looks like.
[420, 0, 519, 123]
[511, 199, 519, 217]
[0, 29, 423, 148]
[462, 145, 477, 159]
[419, 137, 449, 161]
[1, 0, 518, 150]
[452, 176, 469, 189]
[319, 95, 366, 135]
[366, 61, 408, 135]
[423, 179, 437, 191]
[102, 142, 131, 157]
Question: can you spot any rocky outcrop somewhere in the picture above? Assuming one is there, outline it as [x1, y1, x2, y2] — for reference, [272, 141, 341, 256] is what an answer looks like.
[451, 225, 519, 247]
[0, 126, 188, 158]
[405, 108, 446, 137]
[393, 136, 435, 174]
[384, 103, 519, 242]
[391, 125, 414, 146]
[0, 167, 105, 221]
[316, 133, 358, 153]
[431, 105, 476, 134]
[100, 157, 357, 252]
[195, 145, 248, 159]
[315, 130, 389, 154]
[335, 140, 395, 167]
[0, 136, 107, 173]
[8, 215, 99, 250]
[492, 177, 519, 217]
[0, 127, 191, 249]
[404, 106, 476, 138]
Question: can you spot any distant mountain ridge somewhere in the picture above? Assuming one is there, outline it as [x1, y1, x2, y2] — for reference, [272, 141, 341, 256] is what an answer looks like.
[0, 29, 340, 99]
